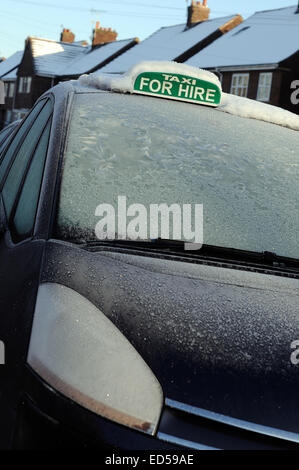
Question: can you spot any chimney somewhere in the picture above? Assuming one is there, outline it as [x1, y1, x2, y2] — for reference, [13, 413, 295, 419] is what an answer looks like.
[187, 0, 210, 28]
[60, 28, 75, 43]
[92, 21, 118, 47]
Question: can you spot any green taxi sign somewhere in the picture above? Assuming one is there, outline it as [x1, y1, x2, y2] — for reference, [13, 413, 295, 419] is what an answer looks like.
[133, 71, 221, 107]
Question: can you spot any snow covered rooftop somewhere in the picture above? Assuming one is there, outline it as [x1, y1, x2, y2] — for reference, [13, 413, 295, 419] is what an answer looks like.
[80, 61, 221, 93]
[99, 15, 239, 74]
[0, 51, 23, 78]
[186, 5, 299, 69]
[29, 37, 139, 78]
[30, 37, 86, 77]
[1, 68, 18, 81]
[58, 38, 138, 77]
[78, 61, 299, 131]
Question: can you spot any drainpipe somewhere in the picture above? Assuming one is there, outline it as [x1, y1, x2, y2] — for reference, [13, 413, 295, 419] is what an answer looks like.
[12, 77, 17, 122]
[215, 68, 223, 85]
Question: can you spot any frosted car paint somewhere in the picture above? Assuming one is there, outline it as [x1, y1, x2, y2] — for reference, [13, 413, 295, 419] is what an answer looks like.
[0, 80, 299, 450]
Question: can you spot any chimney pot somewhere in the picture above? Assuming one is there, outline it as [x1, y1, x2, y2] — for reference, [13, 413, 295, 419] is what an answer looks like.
[187, 0, 210, 27]
[92, 23, 118, 46]
[60, 27, 75, 43]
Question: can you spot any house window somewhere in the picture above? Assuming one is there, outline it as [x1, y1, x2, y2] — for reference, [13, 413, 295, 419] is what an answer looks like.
[6, 110, 12, 124]
[18, 76, 32, 94]
[8, 82, 15, 98]
[4, 82, 9, 97]
[13, 110, 28, 121]
[230, 73, 249, 97]
[257, 72, 273, 102]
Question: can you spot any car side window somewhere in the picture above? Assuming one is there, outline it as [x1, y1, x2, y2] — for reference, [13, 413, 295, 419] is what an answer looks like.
[0, 99, 47, 185]
[11, 119, 52, 242]
[0, 129, 14, 156]
[0, 126, 14, 147]
[2, 99, 53, 222]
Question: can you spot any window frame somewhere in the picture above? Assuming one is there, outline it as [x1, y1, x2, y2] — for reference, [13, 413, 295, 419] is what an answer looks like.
[18, 76, 32, 94]
[10, 115, 53, 243]
[0, 96, 54, 244]
[5, 109, 12, 124]
[8, 82, 15, 98]
[230, 73, 250, 97]
[0, 121, 19, 156]
[0, 98, 48, 189]
[4, 82, 9, 98]
[0, 125, 14, 146]
[256, 72, 273, 102]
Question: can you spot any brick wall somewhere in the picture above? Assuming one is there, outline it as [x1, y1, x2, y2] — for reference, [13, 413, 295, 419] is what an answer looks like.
[187, 0, 210, 28]
[221, 70, 282, 107]
[60, 29, 75, 43]
[92, 24, 118, 46]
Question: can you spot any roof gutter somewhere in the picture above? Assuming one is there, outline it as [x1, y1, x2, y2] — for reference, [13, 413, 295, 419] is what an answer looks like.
[209, 64, 279, 72]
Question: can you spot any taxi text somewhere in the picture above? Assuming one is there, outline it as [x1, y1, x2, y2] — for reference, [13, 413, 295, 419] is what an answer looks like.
[139, 75, 217, 103]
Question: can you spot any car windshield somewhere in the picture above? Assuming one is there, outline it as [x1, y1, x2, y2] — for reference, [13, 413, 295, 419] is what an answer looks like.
[56, 91, 299, 260]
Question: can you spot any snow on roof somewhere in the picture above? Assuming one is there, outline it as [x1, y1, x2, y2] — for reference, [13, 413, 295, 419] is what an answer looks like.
[186, 5, 299, 68]
[217, 93, 299, 131]
[59, 38, 137, 77]
[79, 60, 221, 92]
[0, 51, 23, 78]
[30, 37, 86, 77]
[1, 68, 18, 81]
[78, 60, 299, 131]
[99, 15, 238, 74]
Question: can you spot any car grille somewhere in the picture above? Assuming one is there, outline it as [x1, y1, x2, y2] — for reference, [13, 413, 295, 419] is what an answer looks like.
[157, 398, 299, 450]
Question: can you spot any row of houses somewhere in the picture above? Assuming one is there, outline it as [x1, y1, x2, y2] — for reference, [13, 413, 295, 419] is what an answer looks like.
[0, 26, 140, 128]
[1, 1, 299, 128]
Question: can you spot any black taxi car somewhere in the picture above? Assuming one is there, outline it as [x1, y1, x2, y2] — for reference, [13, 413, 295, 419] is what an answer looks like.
[0, 62, 299, 450]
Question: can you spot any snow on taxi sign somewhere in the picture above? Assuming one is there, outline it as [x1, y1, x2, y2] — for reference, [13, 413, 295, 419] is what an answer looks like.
[133, 71, 221, 107]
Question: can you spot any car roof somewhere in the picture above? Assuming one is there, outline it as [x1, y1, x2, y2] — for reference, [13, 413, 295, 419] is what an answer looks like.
[47, 61, 299, 132]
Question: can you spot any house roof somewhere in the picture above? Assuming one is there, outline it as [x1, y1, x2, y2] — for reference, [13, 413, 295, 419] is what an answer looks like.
[30, 37, 86, 77]
[58, 38, 138, 77]
[186, 5, 299, 69]
[0, 51, 23, 78]
[99, 14, 239, 74]
[29, 36, 139, 77]
[1, 68, 18, 81]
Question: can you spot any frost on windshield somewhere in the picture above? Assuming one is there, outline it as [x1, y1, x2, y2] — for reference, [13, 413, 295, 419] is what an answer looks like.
[57, 92, 299, 259]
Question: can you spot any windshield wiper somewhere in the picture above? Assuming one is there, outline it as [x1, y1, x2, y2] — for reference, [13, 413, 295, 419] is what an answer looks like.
[76, 238, 299, 273]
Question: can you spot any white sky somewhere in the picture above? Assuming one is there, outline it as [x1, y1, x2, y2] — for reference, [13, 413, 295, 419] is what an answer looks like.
[0, 1, 297, 57]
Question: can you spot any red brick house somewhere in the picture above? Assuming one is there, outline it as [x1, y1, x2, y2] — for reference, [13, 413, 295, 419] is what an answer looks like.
[186, 4, 299, 114]
[100, 1, 242, 74]
[0, 25, 139, 129]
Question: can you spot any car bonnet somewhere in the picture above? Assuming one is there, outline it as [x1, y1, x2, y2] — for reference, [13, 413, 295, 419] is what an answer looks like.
[41, 240, 299, 435]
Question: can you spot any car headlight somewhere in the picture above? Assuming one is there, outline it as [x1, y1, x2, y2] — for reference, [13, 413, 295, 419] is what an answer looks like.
[27, 282, 163, 435]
